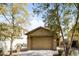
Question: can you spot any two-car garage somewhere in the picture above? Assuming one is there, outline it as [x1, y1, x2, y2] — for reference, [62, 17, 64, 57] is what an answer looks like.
[31, 37, 53, 50]
[26, 27, 57, 50]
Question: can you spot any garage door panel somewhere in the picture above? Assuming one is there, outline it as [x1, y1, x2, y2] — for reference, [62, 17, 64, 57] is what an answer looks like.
[31, 37, 52, 50]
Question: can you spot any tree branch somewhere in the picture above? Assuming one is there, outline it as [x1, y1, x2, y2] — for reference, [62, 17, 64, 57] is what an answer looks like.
[2, 12, 11, 24]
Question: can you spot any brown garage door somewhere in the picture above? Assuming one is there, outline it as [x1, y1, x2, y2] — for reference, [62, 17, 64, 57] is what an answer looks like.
[31, 37, 53, 50]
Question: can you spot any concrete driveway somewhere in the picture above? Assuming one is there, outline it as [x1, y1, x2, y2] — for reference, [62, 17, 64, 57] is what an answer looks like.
[17, 50, 58, 56]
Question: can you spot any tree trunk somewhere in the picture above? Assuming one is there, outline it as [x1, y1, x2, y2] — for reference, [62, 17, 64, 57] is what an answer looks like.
[56, 4, 66, 55]
[9, 4, 15, 55]
[9, 37, 13, 55]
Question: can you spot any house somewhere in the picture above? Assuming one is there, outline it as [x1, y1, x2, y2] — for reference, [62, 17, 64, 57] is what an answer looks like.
[68, 30, 79, 48]
[26, 26, 57, 50]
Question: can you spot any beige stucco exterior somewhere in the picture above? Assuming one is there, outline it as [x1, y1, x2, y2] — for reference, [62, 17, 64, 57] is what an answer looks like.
[26, 27, 57, 50]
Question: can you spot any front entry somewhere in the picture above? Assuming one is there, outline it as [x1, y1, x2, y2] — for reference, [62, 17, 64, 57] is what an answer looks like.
[71, 40, 78, 48]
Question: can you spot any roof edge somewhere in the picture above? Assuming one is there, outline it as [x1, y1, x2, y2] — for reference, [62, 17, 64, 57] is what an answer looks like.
[25, 26, 54, 35]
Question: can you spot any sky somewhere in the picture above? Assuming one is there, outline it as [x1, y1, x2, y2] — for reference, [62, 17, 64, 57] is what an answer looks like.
[0, 3, 44, 31]
[0, 3, 76, 32]
[26, 3, 75, 31]
[26, 3, 44, 31]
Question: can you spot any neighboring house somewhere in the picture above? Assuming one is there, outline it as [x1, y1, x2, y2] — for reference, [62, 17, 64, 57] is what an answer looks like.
[68, 30, 79, 48]
[26, 26, 57, 50]
[0, 29, 28, 51]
